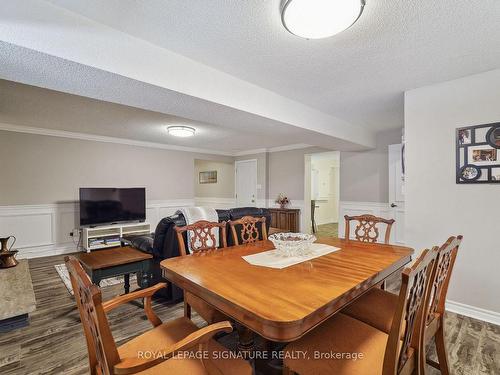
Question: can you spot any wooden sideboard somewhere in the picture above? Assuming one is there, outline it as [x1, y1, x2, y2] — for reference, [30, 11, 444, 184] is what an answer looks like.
[268, 208, 300, 233]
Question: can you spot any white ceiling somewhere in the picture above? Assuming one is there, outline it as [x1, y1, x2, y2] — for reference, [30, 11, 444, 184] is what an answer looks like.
[44, 0, 500, 131]
[0, 79, 315, 155]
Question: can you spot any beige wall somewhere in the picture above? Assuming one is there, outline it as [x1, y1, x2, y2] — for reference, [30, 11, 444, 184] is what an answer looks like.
[0, 131, 233, 205]
[340, 128, 402, 202]
[194, 159, 234, 198]
[405, 69, 500, 314]
[268, 147, 327, 202]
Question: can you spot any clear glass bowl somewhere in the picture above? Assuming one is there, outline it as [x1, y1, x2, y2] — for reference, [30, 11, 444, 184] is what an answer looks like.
[268, 232, 317, 257]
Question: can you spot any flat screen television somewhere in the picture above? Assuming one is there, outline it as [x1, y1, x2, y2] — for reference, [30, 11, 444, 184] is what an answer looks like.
[79, 187, 146, 226]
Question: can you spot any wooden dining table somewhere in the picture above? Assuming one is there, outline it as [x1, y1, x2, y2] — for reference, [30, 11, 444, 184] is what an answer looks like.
[160, 237, 414, 343]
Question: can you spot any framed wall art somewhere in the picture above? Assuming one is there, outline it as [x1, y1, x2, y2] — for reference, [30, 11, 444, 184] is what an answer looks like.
[199, 170, 217, 184]
[456, 122, 500, 184]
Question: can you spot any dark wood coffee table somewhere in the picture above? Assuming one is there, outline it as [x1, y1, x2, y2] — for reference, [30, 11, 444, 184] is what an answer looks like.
[77, 246, 153, 294]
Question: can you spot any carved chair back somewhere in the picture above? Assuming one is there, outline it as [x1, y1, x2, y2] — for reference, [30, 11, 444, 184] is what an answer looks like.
[229, 216, 268, 245]
[344, 214, 395, 244]
[175, 220, 227, 256]
[65, 256, 119, 375]
[425, 236, 462, 324]
[383, 247, 438, 375]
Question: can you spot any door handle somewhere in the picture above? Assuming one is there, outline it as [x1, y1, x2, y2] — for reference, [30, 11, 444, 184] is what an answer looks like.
[391, 203, 397, 208]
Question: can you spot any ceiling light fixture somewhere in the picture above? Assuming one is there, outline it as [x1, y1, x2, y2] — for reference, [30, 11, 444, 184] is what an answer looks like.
[281, 0, 365, 39]
[167, 126, 196, 137]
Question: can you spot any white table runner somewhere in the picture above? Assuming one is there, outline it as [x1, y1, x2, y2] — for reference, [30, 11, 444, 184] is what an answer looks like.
[242, 243, 340, 269]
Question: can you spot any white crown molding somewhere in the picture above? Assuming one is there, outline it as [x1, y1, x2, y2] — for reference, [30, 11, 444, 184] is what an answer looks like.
[233, 144, 313, 156]
[446, 300, 500, 326]
[268, 143, 312, 153]
[0, 123, 234, 156]
[1, 123, 316, 157]
[234, 148, 268, 156]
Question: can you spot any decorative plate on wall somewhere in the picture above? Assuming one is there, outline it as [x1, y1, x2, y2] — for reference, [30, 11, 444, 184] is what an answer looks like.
[456, 122, 500, 184]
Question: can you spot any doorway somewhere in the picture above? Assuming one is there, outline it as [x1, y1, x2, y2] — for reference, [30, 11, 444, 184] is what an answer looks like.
[235, 159, 257, 207]
[304, 152, 340, 236]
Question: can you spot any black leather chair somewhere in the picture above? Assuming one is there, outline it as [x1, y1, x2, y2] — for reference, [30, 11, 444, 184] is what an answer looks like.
[130, 207, 271, 302]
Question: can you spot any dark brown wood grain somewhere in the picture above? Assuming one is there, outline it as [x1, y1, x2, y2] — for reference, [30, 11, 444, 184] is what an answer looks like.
[268, 208, 300, 233]
[77, 246, 152, 270]
[161, 237, 414, 342]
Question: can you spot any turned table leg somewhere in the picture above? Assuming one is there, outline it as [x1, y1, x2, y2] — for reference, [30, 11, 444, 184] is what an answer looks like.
[236, 325, 255, 357]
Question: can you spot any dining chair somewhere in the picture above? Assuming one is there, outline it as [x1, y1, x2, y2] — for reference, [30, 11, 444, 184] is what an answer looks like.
[229, 215, 267, 245]
[175, 220, 227, 257]
[342, 236, 462, 374]
[282, 246, 438, 375]
[175, 220, 229, 324]
[344, 214, 395, 244]
[64, 256, 251, 375]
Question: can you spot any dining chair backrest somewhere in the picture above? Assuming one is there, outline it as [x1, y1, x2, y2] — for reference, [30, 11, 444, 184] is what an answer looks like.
[344, 214, 395, 244]
[174, 220, 227, 256]
[383, 247, 438, 375]
[425, 235, 463, 324]
[229, 215, 267, 245]
[65, 256, 119, 375]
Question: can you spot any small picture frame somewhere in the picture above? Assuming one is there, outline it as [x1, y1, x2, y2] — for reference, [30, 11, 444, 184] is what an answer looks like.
[199, 170, 217, 184]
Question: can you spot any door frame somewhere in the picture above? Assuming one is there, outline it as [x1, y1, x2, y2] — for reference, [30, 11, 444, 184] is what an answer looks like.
[304, 151, 341, 235]
[234, 159, 258, 207]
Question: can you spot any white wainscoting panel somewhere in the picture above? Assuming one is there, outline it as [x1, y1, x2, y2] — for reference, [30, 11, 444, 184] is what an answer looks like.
[0, 199, 195, 259]
[338, 201, 405, 245]
[194, 197, 237, 210]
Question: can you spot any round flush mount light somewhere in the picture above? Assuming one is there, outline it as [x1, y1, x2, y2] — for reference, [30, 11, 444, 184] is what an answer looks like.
[281, 0, 365, 39]
[167, 126, 196, 137]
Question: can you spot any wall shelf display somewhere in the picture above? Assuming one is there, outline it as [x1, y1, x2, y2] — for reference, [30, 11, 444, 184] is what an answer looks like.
[199, 170, 217, 184]
[456, 122, 500, 184]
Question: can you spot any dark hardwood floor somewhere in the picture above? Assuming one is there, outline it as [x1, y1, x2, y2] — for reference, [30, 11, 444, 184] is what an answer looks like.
[0, 253, 498, 374]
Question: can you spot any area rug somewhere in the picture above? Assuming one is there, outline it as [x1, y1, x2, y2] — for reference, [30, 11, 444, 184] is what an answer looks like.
[55, 264, 136, 295]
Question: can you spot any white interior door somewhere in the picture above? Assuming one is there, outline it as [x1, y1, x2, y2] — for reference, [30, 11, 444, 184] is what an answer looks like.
[389, 144, 405, 207]
[388, 143, 405, 244]
[235, 160, 257, 207]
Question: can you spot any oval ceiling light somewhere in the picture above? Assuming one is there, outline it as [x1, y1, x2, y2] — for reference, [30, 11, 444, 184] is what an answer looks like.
[167, 125, 196, 137]
[281, 0, 365, 39]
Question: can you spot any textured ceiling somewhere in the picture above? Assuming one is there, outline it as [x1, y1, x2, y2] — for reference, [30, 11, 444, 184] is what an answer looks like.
[45, 0, 500, 131]
[0, 78, 318, 154]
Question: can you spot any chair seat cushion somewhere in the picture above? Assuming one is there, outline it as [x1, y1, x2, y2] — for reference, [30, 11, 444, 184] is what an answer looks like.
[118, 317, 251, 375]
[284, 313, 388, 375]
[342, 288, 398, 334]
[118, 317, 198, 358]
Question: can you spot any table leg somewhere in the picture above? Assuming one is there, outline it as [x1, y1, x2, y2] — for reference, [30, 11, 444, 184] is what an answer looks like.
[124, 273, 130, 294]
[91, 272, 101, 287]
[236, 325, 255, 358]
[141, 270, 150, 288]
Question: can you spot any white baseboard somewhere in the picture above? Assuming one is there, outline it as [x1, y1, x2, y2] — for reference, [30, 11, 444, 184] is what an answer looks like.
[446, 300, 500, 326]
[18, 243, 77, 259]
